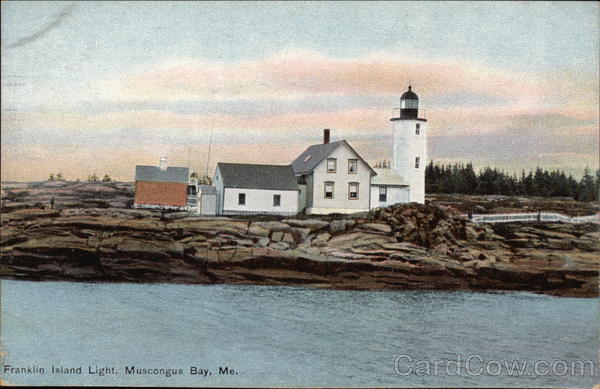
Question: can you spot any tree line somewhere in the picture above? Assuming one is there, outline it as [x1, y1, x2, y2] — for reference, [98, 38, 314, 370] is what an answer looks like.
[48, 173, 113, 182]
[425, 161, 600, 202]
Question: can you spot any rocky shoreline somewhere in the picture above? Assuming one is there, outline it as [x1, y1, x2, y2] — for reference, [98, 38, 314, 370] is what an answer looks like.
[1, 181, 598, 297]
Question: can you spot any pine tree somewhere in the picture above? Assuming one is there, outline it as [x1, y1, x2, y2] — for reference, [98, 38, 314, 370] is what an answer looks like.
[578, 167, 597, 201]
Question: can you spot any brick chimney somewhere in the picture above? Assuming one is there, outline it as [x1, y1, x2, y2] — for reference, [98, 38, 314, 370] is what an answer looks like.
[323, 129, 330, 144]
[159, 157, 168, 171]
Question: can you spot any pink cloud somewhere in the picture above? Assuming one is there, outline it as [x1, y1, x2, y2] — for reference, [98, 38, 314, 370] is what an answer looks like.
[99, 50, 577, 104]
[3, 50, 597, 181]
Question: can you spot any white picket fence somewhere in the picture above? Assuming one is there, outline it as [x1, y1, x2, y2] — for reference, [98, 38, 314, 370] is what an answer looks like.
[464, 212, 600, 224]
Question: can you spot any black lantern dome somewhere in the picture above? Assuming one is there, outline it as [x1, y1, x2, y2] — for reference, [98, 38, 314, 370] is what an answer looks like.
[400, 85, 419, 119]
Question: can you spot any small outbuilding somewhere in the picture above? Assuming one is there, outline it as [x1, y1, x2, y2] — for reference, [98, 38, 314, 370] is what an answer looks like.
[197, 185, 217, 215]
[369, 167, 410, 209]
[134, 157, 190, 209]
[213, 163, 299, 216]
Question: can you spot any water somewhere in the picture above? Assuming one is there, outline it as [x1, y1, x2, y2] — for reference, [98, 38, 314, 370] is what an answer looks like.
[1, 280, 597, 387]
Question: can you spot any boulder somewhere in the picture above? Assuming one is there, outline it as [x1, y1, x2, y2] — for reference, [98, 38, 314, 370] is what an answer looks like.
[312, 232, 331, 246]
[271, 231, 284, 242]
[329, 220, 347, 233]
[282, 219, 329, 232]
[282, 233, 296, 245]
[289, 227, 311, 242]
[269, 242, 289, 250]
[360, 223, 392, 234]
[433, 243, 449, 255]
[247, 223, 270, 237]
[547, 239, 573, 250]
[574, 233, 600, 252]
[257, 237, 270, 247]
[1, 208, 60, 224]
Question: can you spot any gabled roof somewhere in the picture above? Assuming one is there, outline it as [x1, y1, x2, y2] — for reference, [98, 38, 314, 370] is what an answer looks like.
[372, 168, 408, 186]
[135, 165, 189, 183]
[216, 163, 298, 191]
[291, 140, 376, 175]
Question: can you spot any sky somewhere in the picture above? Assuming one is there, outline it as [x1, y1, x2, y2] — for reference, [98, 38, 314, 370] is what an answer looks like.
[1, 1, 598, 181]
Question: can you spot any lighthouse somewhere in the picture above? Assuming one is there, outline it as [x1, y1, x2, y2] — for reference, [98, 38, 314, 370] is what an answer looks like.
[391, 86, 427, 204]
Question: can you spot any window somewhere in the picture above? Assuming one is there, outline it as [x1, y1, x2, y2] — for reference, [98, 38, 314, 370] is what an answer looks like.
[273, 194, 281, 207]
[415, 157, 420, 169]
[416, 123, 420, 135]
[303, 155, 312, 162]
[401, 99, 418, 109]
[324, 182, 334, 199]
[327, 158, 337, 173]
[379, 186, 387, 202]
[238, 193, 246, 205]
[348, 159, 357, 174]
[348, 182, 359, 199]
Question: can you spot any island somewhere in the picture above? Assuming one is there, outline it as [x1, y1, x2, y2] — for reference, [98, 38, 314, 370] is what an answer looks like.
[1, 181, 598, 297]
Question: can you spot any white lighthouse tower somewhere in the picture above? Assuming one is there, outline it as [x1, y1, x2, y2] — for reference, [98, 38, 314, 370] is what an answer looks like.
[391, 85, 427, 204]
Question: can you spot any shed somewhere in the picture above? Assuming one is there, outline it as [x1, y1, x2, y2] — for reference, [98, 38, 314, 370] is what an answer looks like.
[213, 163, 299, 216]
[370, 168, 410, 209]
[198, 185, 217, 215]
[134, 158, 190, 209]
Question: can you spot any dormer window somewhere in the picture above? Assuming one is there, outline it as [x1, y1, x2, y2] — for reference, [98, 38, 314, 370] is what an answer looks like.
[327, 158, 337, 173]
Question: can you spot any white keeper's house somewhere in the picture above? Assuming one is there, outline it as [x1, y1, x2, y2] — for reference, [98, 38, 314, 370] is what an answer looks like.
[134, 85, 427, 215]
[291, 130, 376, 215]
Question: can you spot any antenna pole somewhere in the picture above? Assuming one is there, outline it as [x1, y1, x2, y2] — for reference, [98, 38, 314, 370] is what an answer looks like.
[205, 121, 214, 178]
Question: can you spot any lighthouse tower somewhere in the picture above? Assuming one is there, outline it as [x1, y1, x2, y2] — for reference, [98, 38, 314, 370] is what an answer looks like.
[391, 86, 427, 204]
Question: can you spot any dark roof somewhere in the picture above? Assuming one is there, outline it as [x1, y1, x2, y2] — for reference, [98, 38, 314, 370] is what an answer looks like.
[291, 140, 345, 174]
[217, 163, 298, 191]
[401, 85, 418, 100]
[135, 165, 189, 183]
[198, 185, 217, 195]
[291, 140, 376, 175]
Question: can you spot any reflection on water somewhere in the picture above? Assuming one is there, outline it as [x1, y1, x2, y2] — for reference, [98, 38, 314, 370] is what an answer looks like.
[1, 280, 597, 387]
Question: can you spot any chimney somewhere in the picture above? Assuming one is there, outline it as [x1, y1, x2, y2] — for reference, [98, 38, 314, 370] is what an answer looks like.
[159, 157, 168, 171]
[323, 129, 330, 144]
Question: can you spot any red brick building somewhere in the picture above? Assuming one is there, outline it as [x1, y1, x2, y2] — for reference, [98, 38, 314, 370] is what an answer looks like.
[134, 158, 190, 209]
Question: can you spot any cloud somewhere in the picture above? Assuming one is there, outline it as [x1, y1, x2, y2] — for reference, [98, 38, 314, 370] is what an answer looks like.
[2, 49, 598, 181]
[97, 50, 562, 104]
[5, 3, 77, 49]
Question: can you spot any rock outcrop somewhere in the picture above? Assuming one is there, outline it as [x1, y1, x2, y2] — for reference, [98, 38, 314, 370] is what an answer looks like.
[1, 200, 598, 297]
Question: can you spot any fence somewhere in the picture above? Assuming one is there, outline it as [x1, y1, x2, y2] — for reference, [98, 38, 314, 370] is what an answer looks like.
[464, 212, 599, 224]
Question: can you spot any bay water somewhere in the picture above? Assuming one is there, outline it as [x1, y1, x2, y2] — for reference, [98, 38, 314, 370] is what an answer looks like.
[1, 280, 597, 387]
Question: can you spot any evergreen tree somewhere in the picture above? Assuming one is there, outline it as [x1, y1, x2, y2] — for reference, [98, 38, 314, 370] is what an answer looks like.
[424, 160, 598, 202]
[578, 167, 597, 201]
